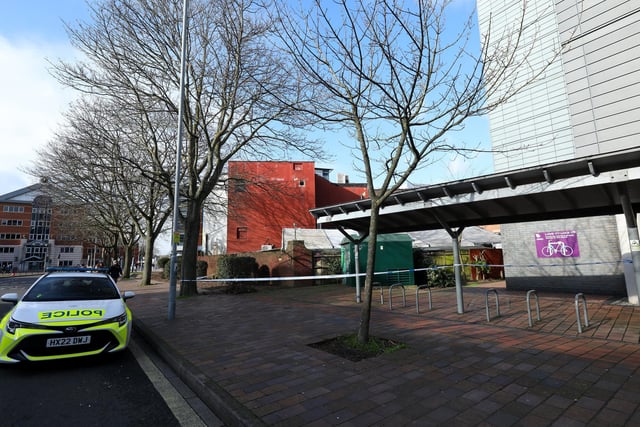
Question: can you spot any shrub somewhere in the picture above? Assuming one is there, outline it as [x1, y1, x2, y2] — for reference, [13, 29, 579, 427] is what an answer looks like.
[196, 260, 208, 277]
[217, 255, 258, 280]
[427, 267, 455, 288]
[324, 256, 342, 275]
[471, 255, 491, 280]
[162, 258, 208, 280]
[162, 257, 181, 279]
[157, 256, 170, 270]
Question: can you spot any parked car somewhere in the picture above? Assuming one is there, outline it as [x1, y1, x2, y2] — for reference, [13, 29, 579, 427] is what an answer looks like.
[0, 267, 135, 363]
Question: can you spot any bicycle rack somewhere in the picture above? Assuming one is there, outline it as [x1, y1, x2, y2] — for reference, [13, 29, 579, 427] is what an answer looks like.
[485, 288, 500, 322]
[416, 285, 432, 314]
[526, 290, 541, 327]
[575, 293, 589, 333]
[389, 283, 406, 310]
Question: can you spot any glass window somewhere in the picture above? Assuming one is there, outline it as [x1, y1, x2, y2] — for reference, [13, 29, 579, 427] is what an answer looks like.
[2, 206, 25, 213]
[23, 276, 120, 301]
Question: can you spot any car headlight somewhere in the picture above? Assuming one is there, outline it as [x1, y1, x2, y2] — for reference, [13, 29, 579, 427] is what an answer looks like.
[114, 312, 128, 327]
[6, 317, 51, 335]
[90, 312, 128, 329]
[7, 318, 32, 334]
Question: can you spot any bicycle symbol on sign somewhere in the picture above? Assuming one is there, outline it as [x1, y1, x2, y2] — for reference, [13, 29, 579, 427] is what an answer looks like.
[541, 240, 574, 257]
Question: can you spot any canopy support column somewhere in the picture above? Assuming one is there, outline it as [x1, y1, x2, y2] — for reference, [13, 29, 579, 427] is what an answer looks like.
[618, 183, 640, 305]
[432, 213, 466, 314]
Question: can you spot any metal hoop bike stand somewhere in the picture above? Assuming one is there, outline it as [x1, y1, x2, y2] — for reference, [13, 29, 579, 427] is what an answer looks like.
[526, 290, 541, 327]
[485, 288, 501, 322]
[416, 285, 432, 314]
[388, 283, 406, 310]
[575, 293, 589, 333]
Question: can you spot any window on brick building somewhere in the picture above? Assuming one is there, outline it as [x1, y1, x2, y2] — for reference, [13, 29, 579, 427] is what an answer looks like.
[0, 234, 21, 239]
[236, 227, 248, 240]
[233, 180, 247, 192]
[3, 206, 25, 213]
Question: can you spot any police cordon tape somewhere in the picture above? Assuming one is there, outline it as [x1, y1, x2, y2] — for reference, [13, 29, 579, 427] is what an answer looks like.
[179, 260, 627, 284]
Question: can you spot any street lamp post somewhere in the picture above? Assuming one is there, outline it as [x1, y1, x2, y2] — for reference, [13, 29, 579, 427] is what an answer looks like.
[168, 0, 190, 321]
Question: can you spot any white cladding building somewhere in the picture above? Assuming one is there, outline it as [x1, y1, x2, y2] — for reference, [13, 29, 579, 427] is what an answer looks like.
[476, 1, 640, 296]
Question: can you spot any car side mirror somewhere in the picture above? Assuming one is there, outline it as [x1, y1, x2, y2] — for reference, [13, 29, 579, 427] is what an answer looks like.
[122, 291, 135, 301]
[1, 293, 19, 305]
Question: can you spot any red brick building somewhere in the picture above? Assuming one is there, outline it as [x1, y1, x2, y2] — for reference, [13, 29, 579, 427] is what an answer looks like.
[226, 161, 367, 253]
[0, 184, 94, 272]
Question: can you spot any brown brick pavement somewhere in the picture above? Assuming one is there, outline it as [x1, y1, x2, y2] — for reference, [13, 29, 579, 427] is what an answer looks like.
[120, 279, 640, 426]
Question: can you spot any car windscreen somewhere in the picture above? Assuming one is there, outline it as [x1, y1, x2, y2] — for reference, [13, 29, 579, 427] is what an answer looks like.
[22, 276, 121, 302]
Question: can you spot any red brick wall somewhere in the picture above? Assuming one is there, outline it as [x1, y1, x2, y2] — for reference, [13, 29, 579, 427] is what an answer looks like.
[0, 202, 31, 244]
[227, 161, 318, 254]
[225, 161, 369, 254]
[314, 175, 368, 207]
[198, 241, 314, 287]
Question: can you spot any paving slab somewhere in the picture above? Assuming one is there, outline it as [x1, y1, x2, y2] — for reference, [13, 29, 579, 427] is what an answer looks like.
[120, 279, 640, 426]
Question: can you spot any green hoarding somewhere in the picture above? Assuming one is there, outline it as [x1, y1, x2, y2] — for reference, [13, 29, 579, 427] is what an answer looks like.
[341, 233, 414, 286]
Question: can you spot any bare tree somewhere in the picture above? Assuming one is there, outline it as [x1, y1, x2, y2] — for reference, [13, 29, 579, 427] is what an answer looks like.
[105, 101, 176, 285]
[30, 96, 173, 284]
[51, 0, 323, 296]
[30, 100, 136, 270]
[275, 0, 558, 344]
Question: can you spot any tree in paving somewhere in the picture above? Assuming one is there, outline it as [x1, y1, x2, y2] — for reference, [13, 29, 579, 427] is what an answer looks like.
[51, 0, 321, 295]
[274, 0, 561, 344]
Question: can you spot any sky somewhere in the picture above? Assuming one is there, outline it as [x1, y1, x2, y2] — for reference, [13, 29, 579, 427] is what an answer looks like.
[0, 0, 493, 197]
[0, 0, 91, 195]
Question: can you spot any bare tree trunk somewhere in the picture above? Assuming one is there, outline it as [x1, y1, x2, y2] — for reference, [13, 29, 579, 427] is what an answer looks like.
[122, 244, 134, 279]
[141, 234, 155, 286]
[357, 206, 380, 345]
[180, 202, 201, 296]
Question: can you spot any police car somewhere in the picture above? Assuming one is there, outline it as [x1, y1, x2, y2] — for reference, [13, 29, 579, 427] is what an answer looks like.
[0, 267, 135, 363]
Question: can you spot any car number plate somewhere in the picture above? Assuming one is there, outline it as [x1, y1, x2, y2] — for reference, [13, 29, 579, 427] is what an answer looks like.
[46, 336, 91, 348]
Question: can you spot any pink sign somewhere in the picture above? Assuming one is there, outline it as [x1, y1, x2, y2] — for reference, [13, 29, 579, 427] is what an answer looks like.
[535, 230, 580, 258]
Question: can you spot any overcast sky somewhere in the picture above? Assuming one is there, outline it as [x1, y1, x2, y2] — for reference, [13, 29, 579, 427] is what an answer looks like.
[0, 0, 492, 197]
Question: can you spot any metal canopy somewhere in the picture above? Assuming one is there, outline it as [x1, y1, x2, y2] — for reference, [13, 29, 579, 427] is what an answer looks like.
[310, 148, 640, 233]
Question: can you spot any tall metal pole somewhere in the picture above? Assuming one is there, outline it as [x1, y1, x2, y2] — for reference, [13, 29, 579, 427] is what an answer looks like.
[168, 0, 190, 320]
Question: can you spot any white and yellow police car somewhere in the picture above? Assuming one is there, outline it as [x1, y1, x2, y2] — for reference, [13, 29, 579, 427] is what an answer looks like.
[0, 268, 135, 363]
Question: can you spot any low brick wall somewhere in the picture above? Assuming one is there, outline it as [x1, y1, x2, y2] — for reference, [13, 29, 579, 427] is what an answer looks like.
[198, 240, 314, 287]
